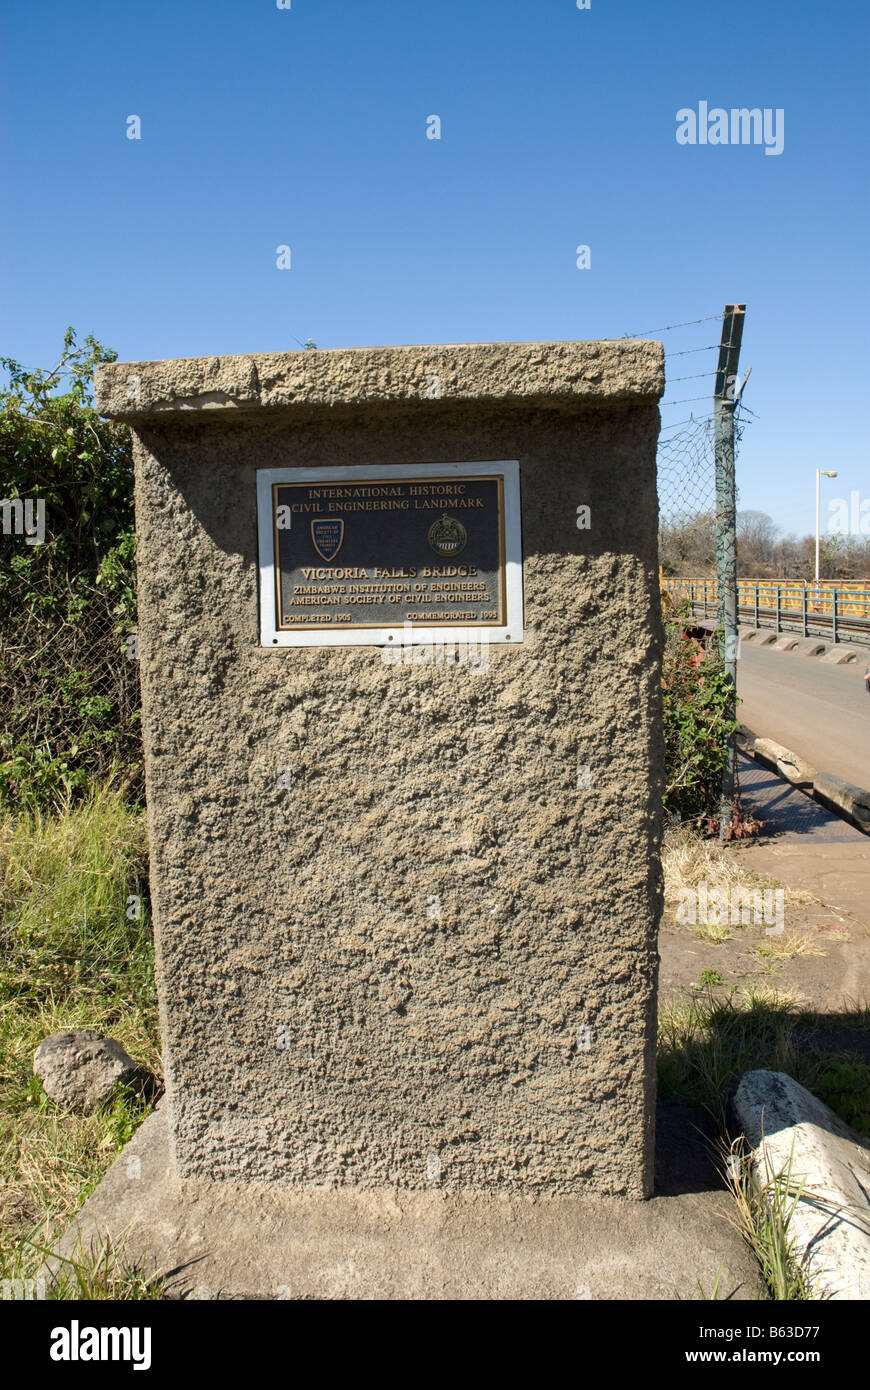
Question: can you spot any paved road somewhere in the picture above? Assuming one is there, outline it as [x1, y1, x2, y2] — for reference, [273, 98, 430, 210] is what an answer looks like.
[736, 641, 870, 788]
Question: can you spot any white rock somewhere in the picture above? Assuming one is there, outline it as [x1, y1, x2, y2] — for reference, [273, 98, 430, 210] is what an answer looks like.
[734, 1070, 870, 1299]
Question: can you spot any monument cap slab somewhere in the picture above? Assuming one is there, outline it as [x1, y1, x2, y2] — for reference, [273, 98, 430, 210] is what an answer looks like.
[95, 339, 664, 419]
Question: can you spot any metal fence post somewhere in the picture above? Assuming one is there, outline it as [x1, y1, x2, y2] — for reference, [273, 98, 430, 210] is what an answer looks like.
[833, 587, 839, 645]
[802, 582, 808, 637]
[714, 304, 745, 839]
[775, 584, 781, 634]
[754, 583, 759, 628]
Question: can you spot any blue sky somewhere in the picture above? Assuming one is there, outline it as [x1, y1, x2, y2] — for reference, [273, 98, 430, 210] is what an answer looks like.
[2, 0, 867, 536]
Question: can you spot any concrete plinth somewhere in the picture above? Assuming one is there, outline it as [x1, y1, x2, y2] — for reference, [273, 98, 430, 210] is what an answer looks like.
[52, 1107, 761, 1301]
[93, 340, 669, 1199]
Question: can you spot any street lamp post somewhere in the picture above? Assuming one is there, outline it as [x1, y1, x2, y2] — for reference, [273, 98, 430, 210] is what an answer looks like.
[815, 469, 838, 583]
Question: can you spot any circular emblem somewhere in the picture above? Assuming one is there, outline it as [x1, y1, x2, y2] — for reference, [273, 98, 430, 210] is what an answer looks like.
[427, 514, 467, 557]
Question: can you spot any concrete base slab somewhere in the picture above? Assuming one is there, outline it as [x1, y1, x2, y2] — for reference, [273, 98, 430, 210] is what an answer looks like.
[773, 635, 800, 651]
[754, 631, 778, 646]
[822, 645, 860, 665]
[790, 638, 828, 657]
[48, 1107, 761, 1301]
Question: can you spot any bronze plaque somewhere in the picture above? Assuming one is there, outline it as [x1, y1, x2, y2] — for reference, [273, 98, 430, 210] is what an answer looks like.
[271, 474, 507, 632]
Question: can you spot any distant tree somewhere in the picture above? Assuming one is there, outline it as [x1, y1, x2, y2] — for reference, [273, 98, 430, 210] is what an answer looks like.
[659, 513, 716, 577]
[736, 510, 779, 576]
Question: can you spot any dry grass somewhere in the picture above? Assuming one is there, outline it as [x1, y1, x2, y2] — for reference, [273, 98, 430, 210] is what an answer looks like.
[0, 785, 160, 1297]
[755, 935, 827, 961]
[662, 821, 815, 916]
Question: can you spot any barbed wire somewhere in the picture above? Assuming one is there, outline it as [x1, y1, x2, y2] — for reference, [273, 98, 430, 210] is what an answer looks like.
[620, 313, 721, 339]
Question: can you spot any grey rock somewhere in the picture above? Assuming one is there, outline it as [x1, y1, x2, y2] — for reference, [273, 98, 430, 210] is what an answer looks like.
[33, 1030, 151, 1113]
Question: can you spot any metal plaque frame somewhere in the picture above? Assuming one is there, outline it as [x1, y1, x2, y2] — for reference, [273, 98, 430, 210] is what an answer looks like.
[257, 461, 523, 648]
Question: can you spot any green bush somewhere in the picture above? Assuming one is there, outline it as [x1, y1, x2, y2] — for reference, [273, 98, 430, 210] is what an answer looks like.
[662, 605, 738, 827]
[0, 330, 140, 810]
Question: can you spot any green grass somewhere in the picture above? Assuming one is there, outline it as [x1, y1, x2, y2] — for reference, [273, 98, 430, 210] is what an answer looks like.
[659, 987, 870, 1136]
[698, 968, 724, 988]
[721, 1137, 825, 1301]
[4, 1235, 166, 1301]
[694, 922, 733, 944]
[0, 783, 160, 1297]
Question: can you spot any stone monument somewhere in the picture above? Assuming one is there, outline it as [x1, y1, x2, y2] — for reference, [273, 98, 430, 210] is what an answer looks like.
[59, 340, 679, 1296]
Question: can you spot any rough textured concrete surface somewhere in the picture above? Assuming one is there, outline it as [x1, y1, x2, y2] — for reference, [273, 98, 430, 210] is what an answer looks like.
[51, 1106, 761, 1300]
[96, 340, 665, 1197]
[95, 340, 664, 420]
[734, 1070, 870, 1299]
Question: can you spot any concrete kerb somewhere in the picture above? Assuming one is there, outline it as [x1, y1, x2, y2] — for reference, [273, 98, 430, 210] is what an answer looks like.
[735, 629, 861, 661]
[813, 773, 870, 835]
[736, 725, 816, 788]
[822, 644, 862, 665]
[738, 723, 870, 834]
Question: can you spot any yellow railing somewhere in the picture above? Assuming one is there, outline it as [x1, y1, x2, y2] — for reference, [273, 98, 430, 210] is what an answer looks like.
[664, 579, 870, 620]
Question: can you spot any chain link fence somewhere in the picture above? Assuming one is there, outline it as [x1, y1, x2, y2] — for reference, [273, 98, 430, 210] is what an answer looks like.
[0, 548, 142, 807]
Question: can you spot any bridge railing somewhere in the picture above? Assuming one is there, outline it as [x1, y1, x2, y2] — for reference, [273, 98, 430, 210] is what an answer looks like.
[663, 579, 870, 648]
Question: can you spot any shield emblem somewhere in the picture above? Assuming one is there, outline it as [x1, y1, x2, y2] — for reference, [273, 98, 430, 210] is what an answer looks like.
[311, 519, 344, 561]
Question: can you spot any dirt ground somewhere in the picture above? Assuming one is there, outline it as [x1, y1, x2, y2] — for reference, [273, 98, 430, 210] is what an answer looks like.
[659, 889, 870, 1012]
